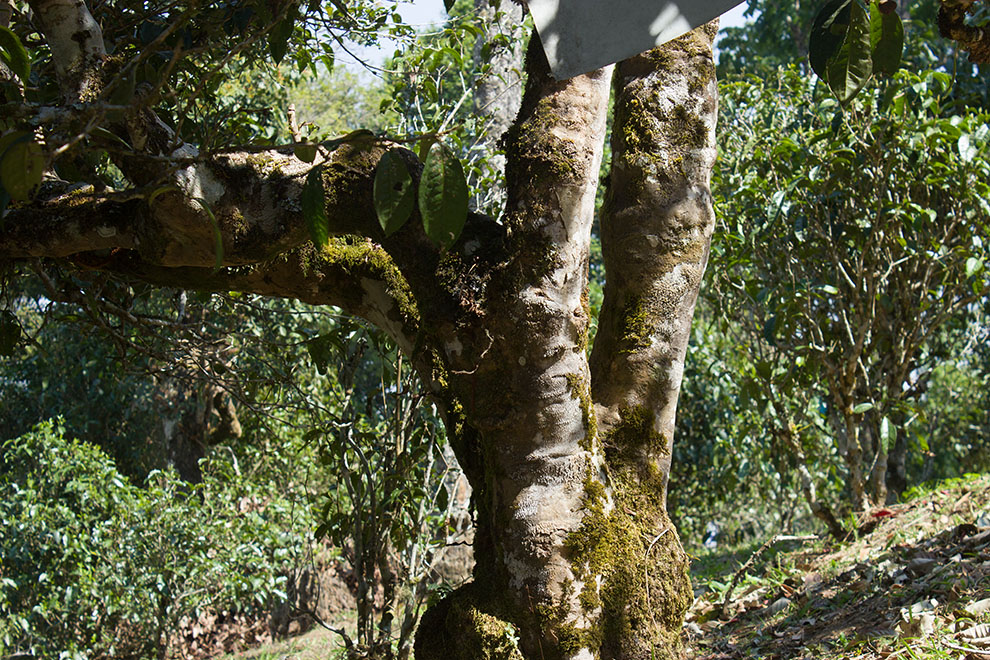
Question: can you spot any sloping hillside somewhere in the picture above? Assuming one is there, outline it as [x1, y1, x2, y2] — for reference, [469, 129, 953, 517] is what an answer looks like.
[687, 475, 990, 659]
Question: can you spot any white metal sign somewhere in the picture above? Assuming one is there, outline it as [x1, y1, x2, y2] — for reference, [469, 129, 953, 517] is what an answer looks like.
[528, 0, 745, 79]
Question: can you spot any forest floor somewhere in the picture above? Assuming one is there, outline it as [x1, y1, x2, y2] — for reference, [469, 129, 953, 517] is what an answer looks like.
[226, 473, 990, 660]
[687, 473, 990, 660]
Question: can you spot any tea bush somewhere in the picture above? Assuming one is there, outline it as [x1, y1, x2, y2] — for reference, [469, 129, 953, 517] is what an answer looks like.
[0, 420, 311, 659]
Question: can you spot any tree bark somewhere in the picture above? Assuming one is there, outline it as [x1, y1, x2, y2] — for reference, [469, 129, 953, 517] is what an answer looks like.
[417, 24, 720, 660]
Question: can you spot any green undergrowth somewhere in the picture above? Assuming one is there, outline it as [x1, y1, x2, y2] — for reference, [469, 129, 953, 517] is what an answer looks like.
[0, 420, 318, 660]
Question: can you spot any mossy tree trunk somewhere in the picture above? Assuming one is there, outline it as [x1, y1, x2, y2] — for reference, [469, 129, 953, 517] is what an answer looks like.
[0, 2, 718, 656]
[416, 25, 720, 660]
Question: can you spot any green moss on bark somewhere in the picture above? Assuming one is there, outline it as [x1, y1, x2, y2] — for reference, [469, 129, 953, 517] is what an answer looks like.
[414, 586, 523, 660]
[504, 97, 581, 184]
[565, 408, 692, 659]
[565, 373, 598, 451]
[620, 295, 653, 352]
[297, 237, 419, 324]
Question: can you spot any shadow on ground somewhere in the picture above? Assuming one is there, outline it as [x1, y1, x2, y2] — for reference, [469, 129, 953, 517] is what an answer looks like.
[686, 476, 990, 659]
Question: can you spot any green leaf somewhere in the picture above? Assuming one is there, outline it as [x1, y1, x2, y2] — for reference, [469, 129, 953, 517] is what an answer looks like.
[821, 284, 840, 295]
[417, 134, 437, 162]
[0, 309, 19, 356]
[322, 129, 376, 153]
[147, 185, 180, 207]
[194, 198, 224, 273]
[826, 0, 874, 105]
[419, 143, 467, 249]
[852, 402, 874, 414]
[302, 167, 329, 247]
[809, 0, 853, 80]
[268, 9, 297, 64]
[0, 133, 44, 201]
[306, 334, 334, 375]
[869, 4, 903, 76]
[0, 26, 30, 83]
[373, 150, 414, 236]
[965, 257, 984, 277]
[293, 142, 318, 163]
[762, 314, 777, 345]
[879, 416, 896, 453]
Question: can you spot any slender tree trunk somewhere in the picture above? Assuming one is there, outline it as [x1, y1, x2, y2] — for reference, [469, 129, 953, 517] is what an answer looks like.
[886, 432, 908, 501]
[866, 421, 889, 506]
[778, 422, 844, 539]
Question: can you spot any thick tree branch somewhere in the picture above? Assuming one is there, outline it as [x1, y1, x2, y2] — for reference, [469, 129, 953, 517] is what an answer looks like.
[28, 0, 106, 103]
[0, 145, 433, 348]
[590, 22, 720, 502]
[83, 240, 420, 350]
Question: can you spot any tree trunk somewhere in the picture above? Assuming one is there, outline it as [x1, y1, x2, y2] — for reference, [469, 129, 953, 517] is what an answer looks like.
[416, 24, 719, 660]
[886, 432, 908, 501]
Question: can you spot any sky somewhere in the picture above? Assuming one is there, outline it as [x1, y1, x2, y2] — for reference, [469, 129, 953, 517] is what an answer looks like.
[335, 0, 753, 71]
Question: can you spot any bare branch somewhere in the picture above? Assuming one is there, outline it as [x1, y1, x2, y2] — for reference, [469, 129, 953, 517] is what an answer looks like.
[27, 0, 106, 103]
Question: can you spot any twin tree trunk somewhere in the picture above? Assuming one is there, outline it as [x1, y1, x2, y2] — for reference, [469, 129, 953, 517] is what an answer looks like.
[0, 2, 718, 656]
[413, 26, 719, 660]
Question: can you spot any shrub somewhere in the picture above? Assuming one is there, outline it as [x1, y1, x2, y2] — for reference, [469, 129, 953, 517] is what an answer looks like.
[0, 420, 307, 659]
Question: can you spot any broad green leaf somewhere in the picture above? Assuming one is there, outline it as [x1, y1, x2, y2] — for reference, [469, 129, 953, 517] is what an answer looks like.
[869, 4, 903, 76]
[373, 150, 414, 236]
[419, 143, 467, 249]
[268, 9, 297, 64]
[194, 198, 224, 273]
[826, 0, 874, 105]
[302, 167, 330, 247]
[293, 142, 318, 163]
[762, 314, 777, 345]
[809, 0, 853, 80]
[306, 334, 334, 375]
[0, 134, 44, 201]
[879, 416, 897, 453]
[821, 284, 840, 295]
[852, 402, 874, 414]
[0, 26, 30, 83]
[966, 257, 984, 277]
[0, 309, 20, 356]
[417, 134, 438, 162]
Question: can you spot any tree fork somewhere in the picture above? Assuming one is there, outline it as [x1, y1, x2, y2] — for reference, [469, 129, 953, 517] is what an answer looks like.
[416, 23, 720, 660]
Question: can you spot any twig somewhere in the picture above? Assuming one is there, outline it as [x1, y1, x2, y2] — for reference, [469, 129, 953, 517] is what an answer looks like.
[292, 604, 355, 652]
[943, 639, 990, 656]
[287, 104, 302, 143]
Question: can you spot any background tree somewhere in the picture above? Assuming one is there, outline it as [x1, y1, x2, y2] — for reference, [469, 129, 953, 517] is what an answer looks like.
[668, 3, 990, 544]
